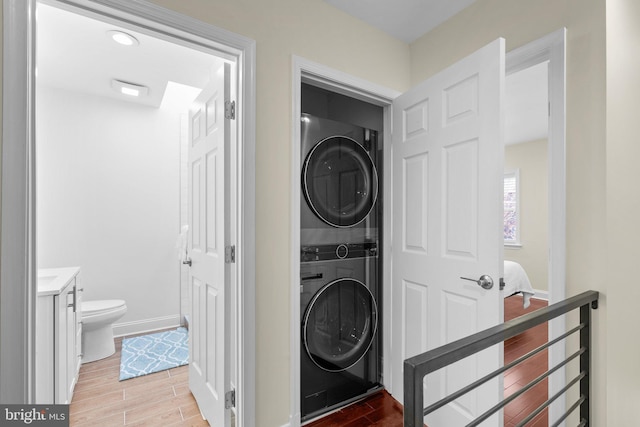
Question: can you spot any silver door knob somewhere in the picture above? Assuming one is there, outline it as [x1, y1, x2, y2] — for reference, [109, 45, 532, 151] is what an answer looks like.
[460, 275, 494, 290]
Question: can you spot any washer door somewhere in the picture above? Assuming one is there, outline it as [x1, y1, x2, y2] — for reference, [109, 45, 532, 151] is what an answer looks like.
[302, 136, 378, 227]
[302, 278, 378, 372]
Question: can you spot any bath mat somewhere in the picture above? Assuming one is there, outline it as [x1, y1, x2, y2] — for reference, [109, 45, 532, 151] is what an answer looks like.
[119, 327, 189, 381]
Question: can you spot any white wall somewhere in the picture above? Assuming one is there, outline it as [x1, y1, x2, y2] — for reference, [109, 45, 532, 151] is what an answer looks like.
[36, 85, 185, 335]
[606, 0, 640, 423]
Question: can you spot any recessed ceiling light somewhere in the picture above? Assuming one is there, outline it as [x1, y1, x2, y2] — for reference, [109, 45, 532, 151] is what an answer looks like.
[107, 30, 139, 46]
[111, 79, 149, 97]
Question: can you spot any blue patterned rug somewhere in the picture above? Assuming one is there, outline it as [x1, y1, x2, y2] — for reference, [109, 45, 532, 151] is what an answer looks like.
[119, 327, 189, 381]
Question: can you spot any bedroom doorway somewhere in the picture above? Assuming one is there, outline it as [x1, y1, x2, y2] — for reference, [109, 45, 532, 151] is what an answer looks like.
[502, 28, 566, 425]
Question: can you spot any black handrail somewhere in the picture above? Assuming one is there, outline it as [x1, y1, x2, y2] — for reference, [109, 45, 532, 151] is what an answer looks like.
[404, 290, 599, 426]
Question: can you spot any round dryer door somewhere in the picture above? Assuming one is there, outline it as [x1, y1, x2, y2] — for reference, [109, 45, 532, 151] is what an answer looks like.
[302, 278, 378, 372]
[302, 136, 378, 227]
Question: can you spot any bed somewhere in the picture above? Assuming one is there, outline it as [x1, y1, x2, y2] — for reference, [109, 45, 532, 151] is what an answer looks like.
[503, 260, 535, 308]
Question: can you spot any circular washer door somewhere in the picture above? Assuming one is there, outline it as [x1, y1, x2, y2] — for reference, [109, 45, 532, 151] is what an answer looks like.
[302, 278, 378, 372]
[302, 136, 378, 227]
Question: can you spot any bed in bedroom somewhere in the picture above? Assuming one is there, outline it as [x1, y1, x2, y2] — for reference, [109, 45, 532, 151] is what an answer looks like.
[503, 260, 535, 308]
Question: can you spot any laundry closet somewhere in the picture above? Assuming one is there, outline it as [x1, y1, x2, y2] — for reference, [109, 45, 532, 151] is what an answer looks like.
[299, 83, 384, 421]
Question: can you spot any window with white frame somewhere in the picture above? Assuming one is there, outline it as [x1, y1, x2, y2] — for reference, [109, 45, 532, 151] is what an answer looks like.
[504, 170, 520, 245]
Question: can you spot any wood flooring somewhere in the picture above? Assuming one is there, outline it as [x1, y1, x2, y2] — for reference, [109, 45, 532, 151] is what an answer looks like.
[304, 390, 406, 427]
[69, 334, 209, 427]
[307, 296, 549, 427]
[69, 296, 548, 427]
[503, 296, 549, 427]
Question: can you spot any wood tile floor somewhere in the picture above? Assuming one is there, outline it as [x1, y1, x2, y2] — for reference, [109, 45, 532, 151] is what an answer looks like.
[503, 296, 549, 427]
[69, 334, 209, 427]
[308, 296, 549, 427]
[304, 390, 406, 427]
[70, 297, 548, 427]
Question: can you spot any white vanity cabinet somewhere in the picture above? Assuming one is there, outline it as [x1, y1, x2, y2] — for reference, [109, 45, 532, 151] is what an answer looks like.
[36, 267, 83, 404]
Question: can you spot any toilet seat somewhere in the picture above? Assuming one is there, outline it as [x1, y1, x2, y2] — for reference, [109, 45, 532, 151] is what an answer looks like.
[80, 299, 127, 363]
[82, 299, 126, 317]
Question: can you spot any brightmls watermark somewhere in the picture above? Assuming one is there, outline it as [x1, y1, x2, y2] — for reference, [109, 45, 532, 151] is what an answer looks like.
[1, 405, 68, 426]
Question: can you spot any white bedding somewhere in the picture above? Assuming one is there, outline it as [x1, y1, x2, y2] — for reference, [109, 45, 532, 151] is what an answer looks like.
[503, 260, 535, 308]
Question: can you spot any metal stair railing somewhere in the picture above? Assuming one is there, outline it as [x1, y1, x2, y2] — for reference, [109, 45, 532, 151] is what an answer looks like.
[404, 290, 599, 427]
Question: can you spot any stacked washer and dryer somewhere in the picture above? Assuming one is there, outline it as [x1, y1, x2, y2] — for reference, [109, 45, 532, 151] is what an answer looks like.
[299, 97, 383, 421]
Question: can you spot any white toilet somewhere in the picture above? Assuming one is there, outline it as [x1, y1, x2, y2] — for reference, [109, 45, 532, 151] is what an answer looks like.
[81, 299, 127, 363]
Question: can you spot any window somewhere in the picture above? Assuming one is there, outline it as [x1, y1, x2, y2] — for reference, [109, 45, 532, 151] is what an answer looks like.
[504, 170, 520, 245]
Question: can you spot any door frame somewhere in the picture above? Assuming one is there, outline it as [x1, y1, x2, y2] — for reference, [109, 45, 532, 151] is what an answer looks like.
[290, 28, 565, 425]
[506, 28, 567, 422]
[0, 1, 256, 425]
[290, 56, 399, 425]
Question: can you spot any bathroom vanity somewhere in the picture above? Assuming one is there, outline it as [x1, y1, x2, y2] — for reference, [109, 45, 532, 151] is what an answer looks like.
[36, 267, 83, 404]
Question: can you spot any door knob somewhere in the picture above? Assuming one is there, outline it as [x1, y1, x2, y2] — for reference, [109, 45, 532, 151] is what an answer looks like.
[460, 275, 494, 290]
[183, 258, 192, 267]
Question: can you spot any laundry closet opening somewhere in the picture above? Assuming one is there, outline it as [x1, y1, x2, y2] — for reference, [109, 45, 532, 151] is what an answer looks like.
[299, 83, 385, 421]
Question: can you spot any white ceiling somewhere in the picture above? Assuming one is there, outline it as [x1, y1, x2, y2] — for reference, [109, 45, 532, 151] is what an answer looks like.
[37, 1, 547, 145]
[36, 3, 223, 108]
[505, 62, 549, 146]
[324, 0, 478, 43]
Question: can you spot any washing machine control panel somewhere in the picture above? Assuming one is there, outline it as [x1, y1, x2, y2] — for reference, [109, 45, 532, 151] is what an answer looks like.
[301, 242, 377, 262]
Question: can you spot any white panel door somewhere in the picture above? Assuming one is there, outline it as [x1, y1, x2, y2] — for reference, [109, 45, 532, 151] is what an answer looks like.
[188, 63, 232, 426]
[391, 39, 505, 426]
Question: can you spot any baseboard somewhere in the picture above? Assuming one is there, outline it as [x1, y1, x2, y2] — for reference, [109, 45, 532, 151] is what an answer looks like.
[532, 289, 549, 300]
[184, 314, 190, 330]
[112, 314, 182, 337]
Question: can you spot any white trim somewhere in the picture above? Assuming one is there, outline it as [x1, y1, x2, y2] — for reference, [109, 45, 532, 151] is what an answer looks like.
[112, 315, 182, 337]
[291, 55, 399, 426]
[1, 0, 37, 404]
[507, 28, 567, 425]
[2, 1, 256, 424]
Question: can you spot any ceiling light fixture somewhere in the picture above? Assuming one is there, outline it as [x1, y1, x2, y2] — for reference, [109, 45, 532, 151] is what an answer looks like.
[111, 79, 149, 97]
[107, 30, 139, 46]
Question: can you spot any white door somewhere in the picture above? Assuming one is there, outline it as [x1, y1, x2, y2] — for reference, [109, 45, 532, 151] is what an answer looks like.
[188, 63, 233, 426]
[391, 39, 505, 426]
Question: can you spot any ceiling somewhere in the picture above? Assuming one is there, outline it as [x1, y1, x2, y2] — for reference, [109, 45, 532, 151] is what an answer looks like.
[324, 0, 477, 43]
[36, 3, 223, 108]
[37, 1, 547, 145]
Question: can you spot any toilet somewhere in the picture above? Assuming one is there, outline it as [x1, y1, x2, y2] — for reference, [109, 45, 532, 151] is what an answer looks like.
[81, 299, 127, 363]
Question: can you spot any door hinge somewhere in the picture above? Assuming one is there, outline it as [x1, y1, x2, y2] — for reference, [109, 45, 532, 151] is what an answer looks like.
[225, 389, 236, 409]
[225, 245, 236, 264]
[225, 100, 236, 120]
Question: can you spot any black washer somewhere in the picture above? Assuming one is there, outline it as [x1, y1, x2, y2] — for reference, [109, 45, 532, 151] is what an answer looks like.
[302, 278, 378, 372]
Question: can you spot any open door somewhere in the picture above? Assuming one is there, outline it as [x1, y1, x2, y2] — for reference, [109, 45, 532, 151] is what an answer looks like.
[391, 39, 505, 425]
[187, 63, 233, 426]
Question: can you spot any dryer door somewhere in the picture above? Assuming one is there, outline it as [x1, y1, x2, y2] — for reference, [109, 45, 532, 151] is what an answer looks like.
[302, 278, 378, 372]
[302, 136, 378, 228]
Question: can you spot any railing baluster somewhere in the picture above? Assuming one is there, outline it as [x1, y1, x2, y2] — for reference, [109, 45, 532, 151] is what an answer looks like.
[551, 394, 585, 427]
[403, 290, 599, 427]
[422, 323, 584, 417]
[516, 371, 585, 427]
[466, 348, 585, 427]
[580, 301, 592, 425]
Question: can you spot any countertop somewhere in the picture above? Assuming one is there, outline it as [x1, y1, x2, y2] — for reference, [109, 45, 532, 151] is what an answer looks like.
[38, 267, 80, 296]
